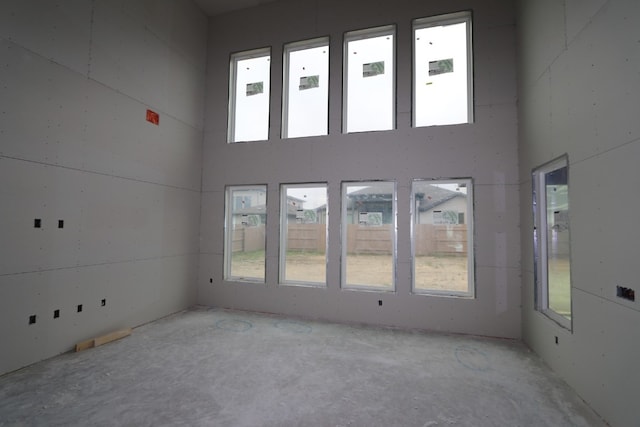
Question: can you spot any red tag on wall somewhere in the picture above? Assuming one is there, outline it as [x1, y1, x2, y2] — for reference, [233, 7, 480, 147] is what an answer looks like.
[146, 109, 159, 125]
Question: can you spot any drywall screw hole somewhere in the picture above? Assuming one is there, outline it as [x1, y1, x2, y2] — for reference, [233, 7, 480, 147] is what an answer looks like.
[378, 300, 383, 306]
[53, 310, 60, 319]
[77, 304, 83, 313]
[29, 315, 37, 325]
[101, 299, 106, 307]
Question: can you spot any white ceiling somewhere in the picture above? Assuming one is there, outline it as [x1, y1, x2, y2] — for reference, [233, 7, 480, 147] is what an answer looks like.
[193, 0, 280, 16]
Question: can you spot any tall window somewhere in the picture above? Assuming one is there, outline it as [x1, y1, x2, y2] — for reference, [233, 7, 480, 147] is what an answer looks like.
[282, 38, 329, 139]
[228, 48, 271, 143]
[413, 12, 473, 127]
[411, 179, 474, 297]
[280, 184, 328, 285]
[342, 181, 396, 291]
[533, 157, 572, 329]
[224, 185, 267, 282]
[344, 26, 395, 133]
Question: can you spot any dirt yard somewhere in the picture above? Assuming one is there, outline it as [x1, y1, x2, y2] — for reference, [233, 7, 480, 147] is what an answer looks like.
[231, 251, 469, 292]
[228, 251, 571, 313]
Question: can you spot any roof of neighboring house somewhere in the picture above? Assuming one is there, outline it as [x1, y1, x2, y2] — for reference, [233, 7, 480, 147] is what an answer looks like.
[416, 186, 466, 211]
[345, 185, 465, 211]
[285, 203, 304, 216]
[233, 203, 302, 217]
[233, 195, 305, 216]
[313, 186, 467, 212]
[346, 186, 393, 200]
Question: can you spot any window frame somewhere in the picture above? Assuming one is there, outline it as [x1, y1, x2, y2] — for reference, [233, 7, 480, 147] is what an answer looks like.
[341, 180, 397, 292]
[412, 11, 474, 127]
[410, 178, 475, 298]
[228, 47, 272, 143]
[282, 37, 330, 139]
[343, 25, 396, 134]
[532, 156, 572, 330]
[224, 184, 268, 283]
[279, 183, 328, 287]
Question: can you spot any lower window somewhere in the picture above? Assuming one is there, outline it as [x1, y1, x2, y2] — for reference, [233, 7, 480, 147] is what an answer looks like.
[342, 181, 396, 291]
[533, 157, 572, 328]
[411, 179, 474, 297]
[224, 185, 267, 282]
[279, 183, 328, 286]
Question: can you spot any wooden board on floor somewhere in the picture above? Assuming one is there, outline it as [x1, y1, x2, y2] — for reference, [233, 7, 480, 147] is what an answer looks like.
[75, 328, 132, 352]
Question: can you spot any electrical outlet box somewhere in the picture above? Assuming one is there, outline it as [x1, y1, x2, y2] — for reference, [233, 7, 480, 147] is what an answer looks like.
[616, 286, 635, 302]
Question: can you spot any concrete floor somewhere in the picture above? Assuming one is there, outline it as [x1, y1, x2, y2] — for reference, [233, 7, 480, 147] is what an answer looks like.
[0, 307, 604, 426]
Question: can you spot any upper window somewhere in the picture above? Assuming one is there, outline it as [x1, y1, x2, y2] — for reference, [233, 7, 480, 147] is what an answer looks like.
[228, 48, 271, 143]
[411, 179, 474, 297]
[282, 38, 330, 139]
[342, 181, 396, 291]
[344, 25, 395, 133]
[279, 183, 328, 285]
[224, 185, 267, 282]
[533, 157, 572, 329]
[413, 12, 473, 127]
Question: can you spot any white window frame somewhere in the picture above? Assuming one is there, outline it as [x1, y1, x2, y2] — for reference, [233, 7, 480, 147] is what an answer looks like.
[279, 183, 328, 287]
[533, 156, 572, 330]
[412, 11, 473, 127]
[410, 178, 475, 298]
[341, 180, 397, 292]
[224, 185, 267, 283]
[282, 37, 330, 139]
[228, 48, 271, 143]
[343, 25, 396, 134]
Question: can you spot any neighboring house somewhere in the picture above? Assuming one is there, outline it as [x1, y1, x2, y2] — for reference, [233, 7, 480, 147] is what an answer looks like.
[345, 187, 394, 225]
[343, 185, 467, 225]
[415, 185, 467, 225]
[231, 189, 306, 226]
[284, 195, 314, 223]
[232, 204, 267, 227]
[234, 186, 467, 226]
[314, 204, 328, 224]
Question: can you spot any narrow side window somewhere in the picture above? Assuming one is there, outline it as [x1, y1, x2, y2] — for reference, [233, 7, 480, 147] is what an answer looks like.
[533, 156, 572, 329]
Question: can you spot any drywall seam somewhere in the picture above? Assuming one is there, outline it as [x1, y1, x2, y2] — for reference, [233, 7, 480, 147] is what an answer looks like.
[0, 253, 198, 279]
[0, 155, 201, 193]
[0, 37, 203, 133]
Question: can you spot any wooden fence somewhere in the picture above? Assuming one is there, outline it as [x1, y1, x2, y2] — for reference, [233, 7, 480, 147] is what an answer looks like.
[232, 226, 265, 252]
[232, 224, 467, 255]
[346, 224, 393, 254]
[414, 224, 467, 256]
[287, 224, 326, 252]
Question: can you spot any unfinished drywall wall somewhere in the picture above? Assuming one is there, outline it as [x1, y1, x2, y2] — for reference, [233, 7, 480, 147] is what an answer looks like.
[198, 0, 521, 338]
[0, 0, 207, 375]
[517, 0, 640, 425]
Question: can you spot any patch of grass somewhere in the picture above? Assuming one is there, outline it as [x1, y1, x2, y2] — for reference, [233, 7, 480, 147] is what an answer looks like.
[548, 258, 571, 318]
[232, 250, 265, 262]
[286, 250, 326, 257]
